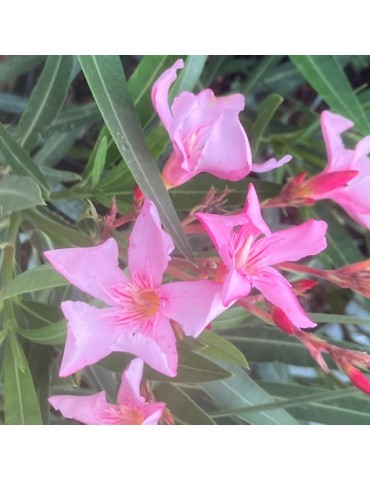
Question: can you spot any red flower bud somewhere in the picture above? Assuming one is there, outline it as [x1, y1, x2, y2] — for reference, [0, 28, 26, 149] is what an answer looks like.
[271, 306, 296, 335]
[347, 366, 370, 395]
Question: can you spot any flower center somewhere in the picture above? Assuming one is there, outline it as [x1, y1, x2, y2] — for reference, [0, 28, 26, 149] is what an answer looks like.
[111, 283, 160, 320]
[136, 290, 160, 317]
[102, 404, 145, 425]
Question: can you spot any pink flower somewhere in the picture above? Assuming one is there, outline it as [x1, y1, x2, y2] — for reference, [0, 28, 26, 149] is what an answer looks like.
[49, 358, 165, 424]
[275, 111, 370, 228]
[152, 59, 292, 189]
[196, 184, 327, 329]
[44, 198, 227, 378]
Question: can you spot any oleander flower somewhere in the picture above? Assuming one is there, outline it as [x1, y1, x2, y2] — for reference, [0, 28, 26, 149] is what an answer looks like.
[44, 198, 227, 378]
[196, 184, 327, 329]
[152, 59, 292, 189]
[49, 358, 165, 425]
[272, 111, 370, 228]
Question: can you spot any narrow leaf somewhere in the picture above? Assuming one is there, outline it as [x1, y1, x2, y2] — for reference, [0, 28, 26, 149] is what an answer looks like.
[78, 55, 194, 261]
[91, 136, 107, 188]
[169, 55, 208, 101]
[251, 93, 283, 153]
[18, 320, 67, 345]
[0, 56, 45, 85]
[0, 123, 49, 195]
[0, 176, 45, 216]
[0, 93, 27, 114]
[243, 56, 283, 96]
[199, 330, 248, 367]
[18, 55, 74, 150]
[46, 103, 101, 135]
[290, 55, 370, 135]
[4, 339, 43, 424]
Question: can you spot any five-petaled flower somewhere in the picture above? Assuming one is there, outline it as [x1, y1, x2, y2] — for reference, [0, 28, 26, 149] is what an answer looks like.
[272, 111, 370, 229]
[49, 358, 165, 425]
[196, 184, 328, 329]
[152, 59, 292, 189]
[44, 198, 227, 378]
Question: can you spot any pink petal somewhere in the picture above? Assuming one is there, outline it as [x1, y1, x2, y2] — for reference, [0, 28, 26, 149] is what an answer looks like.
[306, 171, 358, 198]
[244, 183, 271, 237]
[49, 392, 109, 425]
[128, 198, 174, 287]
[159, 280, 229, 337]
[354, 135, 370, 162]
[114, 313, 178, 377]
[253, 267, 316, 329]
[321, 111, 353, 169]
[117, 358, 145, 406]
[197, 109, 252, 180]
[151, 59, 184, 131]
[44, 238, 128, 307]
[249, 219, 327, 268]
[142, 403, 166, 425]
[251, 154, 292, 173]
[222, 268, 251, 306]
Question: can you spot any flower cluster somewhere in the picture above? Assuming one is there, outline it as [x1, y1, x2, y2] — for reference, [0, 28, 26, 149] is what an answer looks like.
[45, 59, 370, 424]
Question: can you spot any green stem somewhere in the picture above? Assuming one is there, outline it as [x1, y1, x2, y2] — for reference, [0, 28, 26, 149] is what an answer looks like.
[1, 212, 22, 289]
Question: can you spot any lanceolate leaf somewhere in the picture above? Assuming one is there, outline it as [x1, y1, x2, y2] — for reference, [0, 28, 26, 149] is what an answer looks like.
[18, 320, 67, 345]
[169, 55, 208, 102]
[18, 56, 74, 150]
[0, 55, 45, 85]
[0, 176, 45, 216]
[251, 93, 283, 153]
[0, 123, 49, 196]
[290, 55, 370, 135]
[3, 339, 43, 424]
[78, 55, 194, 261]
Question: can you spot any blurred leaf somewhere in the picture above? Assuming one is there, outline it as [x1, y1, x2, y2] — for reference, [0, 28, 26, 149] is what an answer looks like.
[212, 306, 252, 330]
[0, 329, 7, 345]
[0, 176, 45, 216]
[290, 55, 370, 135]
[18, 55, 74, 150]
[251, 93, 283, 153]
[0, 93, 27, 114]
[3, 339, 43, 424]
[78, 55, 193, 261]
[202, 361, 299, 424]
[33, 130, 80, 167]
[47, 103, 102, 135]
[0, 55, 45, 85]
[311, 313, 370, 326]
[0, 265, 68, 302]
[19, 301, 63, 327]
[18, 320, 67, 345]
[91, 136, 107, 189]
[169, 55, 208, 102]
[0, 123, 49, 196]
[243, 56, 283, 96]
[153, 383, 216, 425]
[199, 330, 248, 367]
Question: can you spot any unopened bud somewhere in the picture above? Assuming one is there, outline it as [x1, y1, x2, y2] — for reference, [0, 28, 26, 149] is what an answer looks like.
[347, 366, 370, 395]
[291, 279, 318, 296]
[271, 306, 295, 335]
[133, 184, 144, 210]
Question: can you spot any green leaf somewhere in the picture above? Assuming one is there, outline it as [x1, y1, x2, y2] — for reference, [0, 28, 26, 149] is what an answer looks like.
[290, 55, 370, 135]
[169, 55, 208, 101]
[0, 329, 7, 345]
[18, 55, 74, 150]
[242, 55, 283, 96]
[0, 264, 69, 302]
[153, 383, 216, 425]
[3, 338, 43, 424]
[91, 136, 107, 189]
[47, 103, 101, 135]
[0, 56, 45, 85]
[0, 93, 27, 114]
[251, 93, 283, 153]
[33, 130, 80, 167]
[0, 123, 49, 196]
[202, 362, 299, 424]
[78, 55, 193, 261]
[18, 320, 67, 345]
[0, 176, 45, 216]
[310, 313, 370, 326]
[198, 330, 248, 367]
[18, 300, 63, 327]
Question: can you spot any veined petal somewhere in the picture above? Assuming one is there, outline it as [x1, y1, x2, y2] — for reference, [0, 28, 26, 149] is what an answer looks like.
[151, 59, 184, 131]
[244, 183, 271, 237]
[159, 280, 229, 337]
[321, 111, 353, 169]
[59, 301, 121, 377]
[251, 154, 292, 173]
[44, 238, 128, 307]
[49, 392, 109, 425]
[128, 198, 174, 287]
[249, 219, 327, 268]
[197, 110, 252, 180]
[253, 267, 316, 329]
[114, 313, 178, 377]
[117, 357, 145, 406]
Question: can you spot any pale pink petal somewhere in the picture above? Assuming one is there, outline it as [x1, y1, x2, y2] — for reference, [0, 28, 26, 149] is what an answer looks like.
[59, 301, 121, 377]
[251, 154, 292, 173]
[222, 268, 251, 306]
[244, 183, 271, 237]
[114, 313, 178, 377]
[321, 111, 353, 169]
[354, 136, 370, 162]
[196, 109, 252, 180]
[253, 267, 316, 329]
[249, 219, 327, 268]
[49, 392, 109, 425]
[151, 59, 184, 131]
[159, 280, 229, 337]
[44, 238, 128, 307]
[142, 403, 166, 425]
[117, 358, 145, 406]
[128, 198, 174, 287]
[328, 191, 370, 228]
